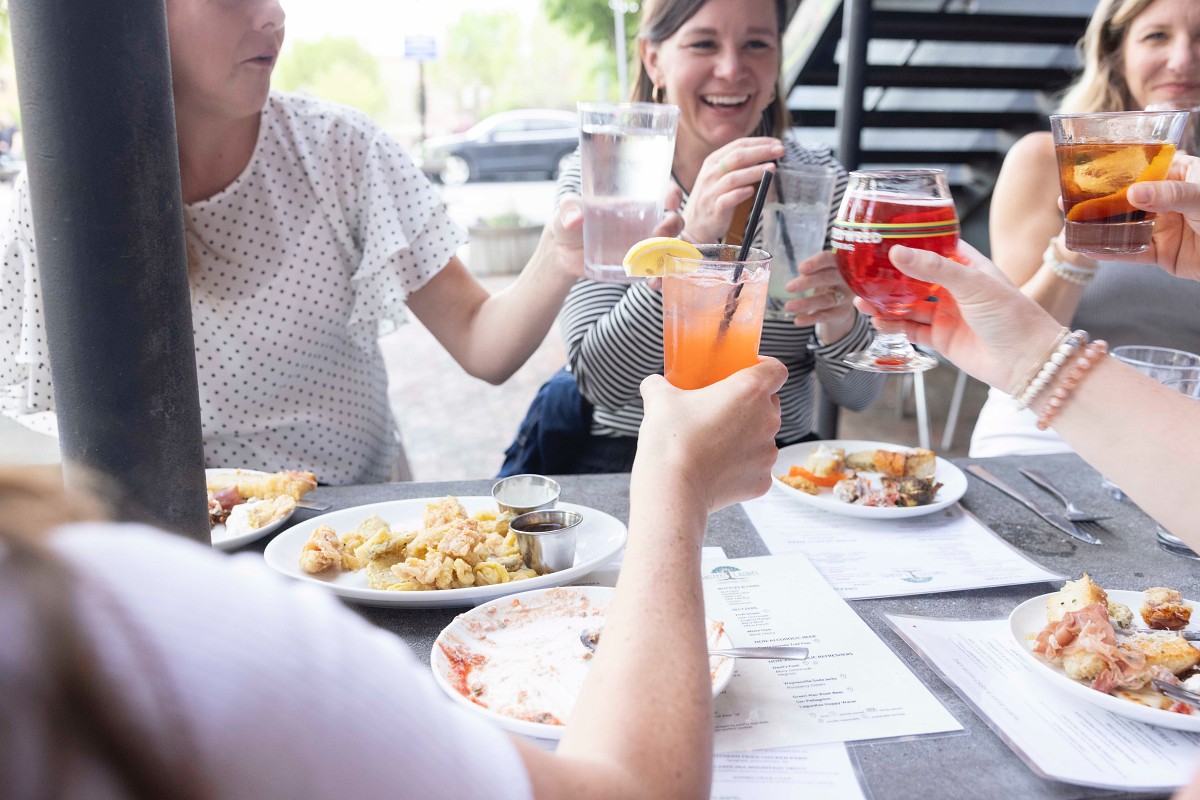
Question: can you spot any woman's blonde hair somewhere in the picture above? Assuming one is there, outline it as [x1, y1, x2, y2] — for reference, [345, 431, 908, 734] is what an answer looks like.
[1057, 0, 1158, 113]
[630, 0, 788, 138]
[0, 469, 208, 800]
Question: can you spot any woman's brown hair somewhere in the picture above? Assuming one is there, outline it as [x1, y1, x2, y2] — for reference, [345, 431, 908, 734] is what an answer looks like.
[0, 469, 207, 800]
[630, 0, 789, 137]
[1057, 0, 1158, 113]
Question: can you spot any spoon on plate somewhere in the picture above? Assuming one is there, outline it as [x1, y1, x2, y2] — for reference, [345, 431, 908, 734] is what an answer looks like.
[579, 628, 810, 660]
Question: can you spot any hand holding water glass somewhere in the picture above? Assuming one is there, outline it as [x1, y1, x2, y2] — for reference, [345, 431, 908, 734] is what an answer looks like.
[762, 163, 836, 320]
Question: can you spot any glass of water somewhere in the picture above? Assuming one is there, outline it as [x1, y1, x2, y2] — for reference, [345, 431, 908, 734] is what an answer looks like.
[762, 163, 837, 320]
[577, 102, 679, 283]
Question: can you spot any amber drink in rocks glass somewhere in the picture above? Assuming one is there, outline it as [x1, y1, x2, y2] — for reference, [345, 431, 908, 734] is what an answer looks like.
[1051, 110, 1188, 256]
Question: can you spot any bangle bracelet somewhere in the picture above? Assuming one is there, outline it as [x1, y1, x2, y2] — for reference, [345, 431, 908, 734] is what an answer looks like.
[1015, 329, 1089, 410]
[1042, 241, 1098, 285]
[1035, 340, 1109, 431]
[1009, 326, 1069, 399]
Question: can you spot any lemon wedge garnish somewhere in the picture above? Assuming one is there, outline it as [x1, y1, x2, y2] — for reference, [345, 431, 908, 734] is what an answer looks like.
[622, 237, 703, 277]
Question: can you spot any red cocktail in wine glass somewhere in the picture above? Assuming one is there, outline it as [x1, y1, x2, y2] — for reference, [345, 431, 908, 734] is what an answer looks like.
[832, 169, 959, 373]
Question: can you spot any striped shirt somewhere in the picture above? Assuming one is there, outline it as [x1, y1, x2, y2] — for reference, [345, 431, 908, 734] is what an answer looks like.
[557, 137, 884, 442]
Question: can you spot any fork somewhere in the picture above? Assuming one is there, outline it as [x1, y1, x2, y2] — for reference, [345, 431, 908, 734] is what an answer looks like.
[1019, 468, 1113, 523]
[1152, 678, 1200, 708]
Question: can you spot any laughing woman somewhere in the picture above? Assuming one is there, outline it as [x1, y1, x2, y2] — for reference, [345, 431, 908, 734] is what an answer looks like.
[501, 0, 883, 476]
[0, 0, 587, 485]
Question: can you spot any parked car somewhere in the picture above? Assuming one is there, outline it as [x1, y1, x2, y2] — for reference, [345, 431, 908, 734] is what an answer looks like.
[414, 109, 579, 186]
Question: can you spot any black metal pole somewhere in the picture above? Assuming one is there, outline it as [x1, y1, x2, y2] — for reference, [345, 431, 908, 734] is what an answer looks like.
[836, 0, 871, 171]
[819, 0, 873, 440]
[9, 0, 208, 539]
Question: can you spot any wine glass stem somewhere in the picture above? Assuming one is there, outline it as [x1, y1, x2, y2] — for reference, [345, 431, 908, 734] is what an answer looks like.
[868, 330, 920, 361]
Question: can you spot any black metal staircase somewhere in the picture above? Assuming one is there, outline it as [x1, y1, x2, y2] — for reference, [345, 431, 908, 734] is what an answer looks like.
[782, 0, 1097, 253]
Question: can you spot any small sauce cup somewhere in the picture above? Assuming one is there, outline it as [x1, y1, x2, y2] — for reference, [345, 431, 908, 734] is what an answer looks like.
[492, 474, 560, 515]
[510, 510, 582, 574]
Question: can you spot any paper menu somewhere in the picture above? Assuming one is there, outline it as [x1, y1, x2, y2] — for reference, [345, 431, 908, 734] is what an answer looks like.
[885, 614, 1200, 791]
[742, 488, 1063, 599]
[711, 744, 866, 800]
[702, 552, 962, 753]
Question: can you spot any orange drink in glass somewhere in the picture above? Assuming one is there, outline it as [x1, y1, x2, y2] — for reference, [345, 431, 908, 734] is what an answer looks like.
[662, 245, 770, 390]
[1051, 111, 1188, 255]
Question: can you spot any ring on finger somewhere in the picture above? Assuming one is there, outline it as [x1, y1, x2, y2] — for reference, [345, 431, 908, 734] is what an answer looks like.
[719, 158, 729, 175]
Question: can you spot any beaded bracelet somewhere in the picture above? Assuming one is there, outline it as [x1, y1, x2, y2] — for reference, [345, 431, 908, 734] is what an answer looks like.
[1035, 340, 1109, 431]
[1014, 329, 1089, 410]
[1009, 326, 1069, 399]
[1042, 241, 1099, 286]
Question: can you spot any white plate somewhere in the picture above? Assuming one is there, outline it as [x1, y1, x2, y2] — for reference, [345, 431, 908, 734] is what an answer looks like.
[771, 439, 967, 519]
[263, 497, 627, 608]
[207, 468, 297, 551]
[430, 585, 734, 739]
[1008, 589, 1200, 732]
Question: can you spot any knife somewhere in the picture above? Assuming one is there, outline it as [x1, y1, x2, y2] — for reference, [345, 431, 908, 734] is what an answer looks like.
[966, 465, 1102, 545]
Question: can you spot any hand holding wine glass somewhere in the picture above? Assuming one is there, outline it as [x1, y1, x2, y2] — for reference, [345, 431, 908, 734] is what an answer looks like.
[831, 169, 959, 372]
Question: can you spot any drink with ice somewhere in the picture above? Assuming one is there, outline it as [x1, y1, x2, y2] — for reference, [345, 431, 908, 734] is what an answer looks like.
[662, 245, 770, 389]
[763, 201, 828, 317]
[578, 102, 679, 283]
[760, 163, 836, 320]
[1051, 110, 1188, 256]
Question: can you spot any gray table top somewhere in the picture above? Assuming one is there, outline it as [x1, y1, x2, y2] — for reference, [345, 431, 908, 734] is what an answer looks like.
[268, 453, 1196, 800]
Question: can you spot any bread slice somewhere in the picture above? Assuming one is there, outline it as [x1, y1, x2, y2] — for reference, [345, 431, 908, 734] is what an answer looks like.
[1121, 632, 1200, 675]
[804, 445, 846, 477]
[869, 448, 936, 478]
[1047, 574, 1109, 623]
[1062, 650, 1107, 681]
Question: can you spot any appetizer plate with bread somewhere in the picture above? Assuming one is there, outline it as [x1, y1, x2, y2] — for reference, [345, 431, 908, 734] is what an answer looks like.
[207, 468, 315, 551]
[772, 439, 967, 519]
[1009, 575, 1200, 732]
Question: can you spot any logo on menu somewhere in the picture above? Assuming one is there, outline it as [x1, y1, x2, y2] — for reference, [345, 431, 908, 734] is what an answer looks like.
[705, 565, 760, 581]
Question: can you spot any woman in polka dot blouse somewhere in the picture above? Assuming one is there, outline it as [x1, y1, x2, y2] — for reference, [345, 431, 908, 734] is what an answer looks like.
[0, 0, 589, 484]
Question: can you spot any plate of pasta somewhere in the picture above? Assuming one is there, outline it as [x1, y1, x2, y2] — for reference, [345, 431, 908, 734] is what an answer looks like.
[431, 586, 734, 739]
[262, 496, 627, 608]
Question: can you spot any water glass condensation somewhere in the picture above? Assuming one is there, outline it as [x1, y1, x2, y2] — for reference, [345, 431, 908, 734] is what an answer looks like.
[1050, 110, 1188, 256]
[578, 102, 679, 283]
[763, 163, 837, 320]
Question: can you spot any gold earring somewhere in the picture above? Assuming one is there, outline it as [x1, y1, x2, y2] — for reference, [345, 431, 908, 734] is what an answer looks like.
[652, 84, 665, 104]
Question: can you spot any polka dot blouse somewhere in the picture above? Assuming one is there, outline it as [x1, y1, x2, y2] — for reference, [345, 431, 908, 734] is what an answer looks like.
[0, 91, 466, 484]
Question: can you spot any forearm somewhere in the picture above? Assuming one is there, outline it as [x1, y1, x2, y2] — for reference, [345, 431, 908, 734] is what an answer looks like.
[455, 231, 578, 383]
[555, 470, 712, 800]
[1049, 357, 1200, 546]
[1017, 258, 1090, 325]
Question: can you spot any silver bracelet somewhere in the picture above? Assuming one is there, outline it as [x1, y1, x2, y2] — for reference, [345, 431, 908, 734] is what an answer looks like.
[1042, 241, 1098, 285]
[1014, 329, 1089, 410]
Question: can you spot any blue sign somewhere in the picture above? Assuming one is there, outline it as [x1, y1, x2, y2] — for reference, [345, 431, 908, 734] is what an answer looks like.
[404, 35, 438, 62]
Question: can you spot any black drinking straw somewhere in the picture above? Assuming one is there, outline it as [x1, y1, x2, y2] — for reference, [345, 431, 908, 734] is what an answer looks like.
[718, 171, 774, 336]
